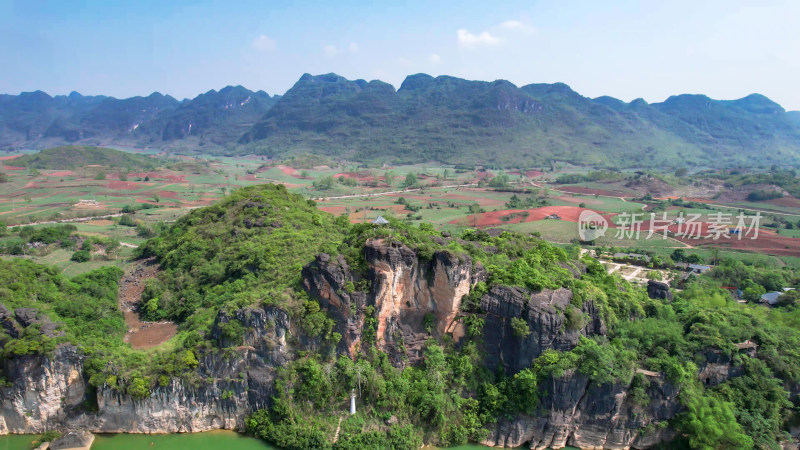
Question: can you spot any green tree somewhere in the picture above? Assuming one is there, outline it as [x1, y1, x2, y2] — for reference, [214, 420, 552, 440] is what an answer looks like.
[70, 250, 91, 262]
[671, 248, 686, 262]
[105, 238, 121, 260]
[742, 285, 766, 302]
[510, 317, 530, 338]
[313, 176, 335, 190]
[119, 214, 136, 227]
[403, 173, 419, 188]
[488, 173, 510, 188]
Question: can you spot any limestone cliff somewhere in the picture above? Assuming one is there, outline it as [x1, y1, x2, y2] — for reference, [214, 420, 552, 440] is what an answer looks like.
[480, 285, 606, 374]
[3, 240, 685, 448]
[483, 371, 678, 449]
[303, 239, 481, 365]
[0, 306, 290, 435]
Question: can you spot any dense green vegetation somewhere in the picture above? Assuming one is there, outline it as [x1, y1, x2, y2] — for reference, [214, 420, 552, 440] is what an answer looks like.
[13, 146, 160, 170]
[3, 181, 800, 448]
[137, 184, 347, 324]
[0, 259, 124, 360]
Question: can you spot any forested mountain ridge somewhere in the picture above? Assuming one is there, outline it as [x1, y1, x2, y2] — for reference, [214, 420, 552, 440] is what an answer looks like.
[2, 73, 800, 168]
[0, 86, 278, 151]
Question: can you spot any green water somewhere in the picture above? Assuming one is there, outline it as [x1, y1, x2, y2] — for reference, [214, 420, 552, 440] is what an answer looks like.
[0, 430, 274, 450]
[0, 432, 579, 449]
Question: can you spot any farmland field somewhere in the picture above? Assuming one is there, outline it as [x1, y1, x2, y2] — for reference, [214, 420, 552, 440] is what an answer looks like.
[4, 149, 800, 276]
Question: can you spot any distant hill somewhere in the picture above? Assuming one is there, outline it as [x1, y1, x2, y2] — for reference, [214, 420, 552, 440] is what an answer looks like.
[240, 73, 800, 168]
[789, 111, 800, 126]
[13, 146, 159, 170]
[140, 85, 279, 145]
[2, 74, 800, 168]
[0, 86, 278, 152]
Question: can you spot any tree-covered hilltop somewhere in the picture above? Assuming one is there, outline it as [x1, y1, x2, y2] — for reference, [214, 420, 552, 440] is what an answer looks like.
[3, 183, 800, 448]
[13, 145, 159, 170]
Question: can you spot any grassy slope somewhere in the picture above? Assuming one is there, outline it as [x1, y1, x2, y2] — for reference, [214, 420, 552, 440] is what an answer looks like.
[13, 146, 159, 170]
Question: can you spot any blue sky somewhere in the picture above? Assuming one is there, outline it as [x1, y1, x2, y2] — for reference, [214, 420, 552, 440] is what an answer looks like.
[1, 0, 799, 110]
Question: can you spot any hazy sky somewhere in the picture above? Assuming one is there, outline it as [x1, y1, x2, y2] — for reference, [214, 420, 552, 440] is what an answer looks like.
[1, 0, 799, 110]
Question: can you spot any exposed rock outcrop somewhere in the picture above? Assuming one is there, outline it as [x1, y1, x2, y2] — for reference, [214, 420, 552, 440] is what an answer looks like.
[1, 345, 87, 435]
[480, 285, 606, 374]
[49, 430, 94, 450]
[483, 371, 679, 449]
[646, 280, 673, 301]
[303, 240, 482, 365]
[0, 305, 290, 435]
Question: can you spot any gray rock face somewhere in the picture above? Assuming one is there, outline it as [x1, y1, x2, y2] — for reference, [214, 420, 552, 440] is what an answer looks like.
[0, 302, 22, 338]
[49, 430, 94, 449]
[483, 371, 679, 449]
[2, 306, 65, 337]
[303, 240, 479, 365]
[480, 285, 606, 374]
[0, 305, 291, 435]
[646, 280, 673, 301]
[0, 345, 87, 434]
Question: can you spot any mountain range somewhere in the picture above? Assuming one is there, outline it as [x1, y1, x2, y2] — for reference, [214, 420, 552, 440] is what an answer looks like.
[2, 73, 799, 168]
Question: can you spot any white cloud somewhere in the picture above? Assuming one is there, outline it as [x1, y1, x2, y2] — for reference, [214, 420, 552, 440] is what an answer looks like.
[500, 20, 524, 29]
[427, 53, 441, 64]
[348, 42, 359, 53]
[457, 29, 502, 47]
[323, 44, 338, 58]
[251, 35, 276, 51]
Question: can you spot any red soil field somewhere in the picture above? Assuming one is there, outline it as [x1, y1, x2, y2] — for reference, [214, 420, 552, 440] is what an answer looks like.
[766, 196, 800, 208]
[242, 174, 259, 181]
[277, 165, 303, 178]
[156, 190, 180, 199]
[44, 171, 76, 177]
[450, 206, 616, 228]
[23, 182, 40, 189]
[318, 206, 347, 215]
[334, 172, 375, 182]
[525, 170, 545, 178]
[135, 199, 159, 205]
[0, 155, 21, 160]
[2, 166, 24, 170]
[679, 233, 800, 257]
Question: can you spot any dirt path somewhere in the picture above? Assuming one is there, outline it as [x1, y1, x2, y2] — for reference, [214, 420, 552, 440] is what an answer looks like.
[333, 416, 343, 444]
[118, 258, 177, 349]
